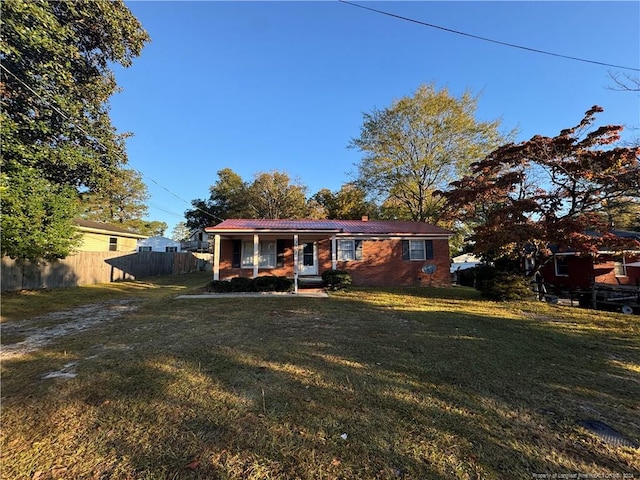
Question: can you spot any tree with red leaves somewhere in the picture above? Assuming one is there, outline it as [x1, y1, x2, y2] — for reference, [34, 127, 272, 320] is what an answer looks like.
[442, 106, 640, 276]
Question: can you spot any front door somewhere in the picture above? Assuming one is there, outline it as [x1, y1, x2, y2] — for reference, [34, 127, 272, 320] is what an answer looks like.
[299, 242, 318, 275]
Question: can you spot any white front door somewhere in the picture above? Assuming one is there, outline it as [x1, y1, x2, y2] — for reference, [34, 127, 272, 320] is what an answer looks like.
[299, 242, 318, 275]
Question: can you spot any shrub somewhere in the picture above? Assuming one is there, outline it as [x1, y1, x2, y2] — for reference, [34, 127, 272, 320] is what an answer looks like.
[230, 276, 254, 292]
[322, 269, 352, 290]
[252, 275, 292, 292]
[478, 271, 535, 301]
[208, 280, 232, 292]
[456, 268, 477, 287]
[472, 264, 499, 292]
[274, 276, 293, 292]
[252, 275, 278, 292]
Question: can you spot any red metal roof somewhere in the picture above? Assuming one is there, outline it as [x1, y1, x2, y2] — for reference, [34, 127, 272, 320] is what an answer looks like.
[205, 219, 452, 236]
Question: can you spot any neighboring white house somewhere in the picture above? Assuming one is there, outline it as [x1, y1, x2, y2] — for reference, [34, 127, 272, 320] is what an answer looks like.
[181, 229, 210, 252]
[450, 253, 482, 285]
[450, 253, 482, 273]
[137, 236, 182, 253]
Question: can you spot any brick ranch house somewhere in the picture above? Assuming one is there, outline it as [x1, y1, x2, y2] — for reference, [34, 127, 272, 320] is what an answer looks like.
[204, 218, 453, 290]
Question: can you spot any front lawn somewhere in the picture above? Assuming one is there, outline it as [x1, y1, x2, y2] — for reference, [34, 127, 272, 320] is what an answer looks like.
[1, 276, 638, 479]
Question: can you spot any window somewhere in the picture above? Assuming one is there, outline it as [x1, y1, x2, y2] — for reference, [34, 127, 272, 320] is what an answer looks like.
[554, 256, 569, 276]
[242, 241, 276, 268]
[165, 246, 178, 253]
[614, 255, 626, 277]
[337, 240, 363, 261]
[402, 240, 434, 260]
[139, 246, 152, 252]
[109, 237, 118, 251]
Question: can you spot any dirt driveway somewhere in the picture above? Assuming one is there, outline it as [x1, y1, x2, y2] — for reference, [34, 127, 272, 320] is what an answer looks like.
[0, 299, 138, 361]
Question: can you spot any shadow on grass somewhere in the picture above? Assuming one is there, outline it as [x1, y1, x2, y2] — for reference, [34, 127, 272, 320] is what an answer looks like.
[1, 289, 638, 479]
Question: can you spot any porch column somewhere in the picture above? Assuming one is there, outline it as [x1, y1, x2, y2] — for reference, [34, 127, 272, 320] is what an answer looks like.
[213, 234, 221, 281]
[253, 234, 259, 278]
[331, 234, 337, 270]
[293, 234, 299, 294]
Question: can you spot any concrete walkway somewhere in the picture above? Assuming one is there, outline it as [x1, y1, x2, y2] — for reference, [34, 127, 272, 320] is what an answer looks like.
[176, 290, 329, 299]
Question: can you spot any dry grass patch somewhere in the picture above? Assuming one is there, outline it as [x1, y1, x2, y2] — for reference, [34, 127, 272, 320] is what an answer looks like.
[1, 278, 638, 479]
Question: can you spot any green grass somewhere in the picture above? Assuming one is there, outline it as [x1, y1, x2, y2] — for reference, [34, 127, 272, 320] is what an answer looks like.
[1, 276, 639, 479]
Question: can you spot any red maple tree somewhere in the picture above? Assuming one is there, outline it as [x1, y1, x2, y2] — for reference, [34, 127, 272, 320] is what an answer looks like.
[443, 106, 640, 276]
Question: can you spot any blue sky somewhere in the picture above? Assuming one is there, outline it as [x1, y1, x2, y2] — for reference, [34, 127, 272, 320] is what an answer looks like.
[109, 1, 640, 234]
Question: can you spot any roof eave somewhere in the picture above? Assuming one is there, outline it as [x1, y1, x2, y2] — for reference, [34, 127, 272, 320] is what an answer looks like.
[204, 228, 343, 235]
[75, 225, 148, 239]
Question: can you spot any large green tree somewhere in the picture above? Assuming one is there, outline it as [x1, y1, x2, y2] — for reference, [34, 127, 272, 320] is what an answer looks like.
[311, 183, 378, 220]
[171, 222, 190, 242]
[185, 168, 252, 230]
[0, 0, 149, 260]
[247, 171, 309, 219]
[80, 168, 149, 225]
[443, 106, 640, 276]
[186, 169, 310, 228]
[350, 83, 514, 224]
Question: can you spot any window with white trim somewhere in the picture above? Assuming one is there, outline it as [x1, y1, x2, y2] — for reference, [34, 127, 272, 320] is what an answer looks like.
[242, 241, 276, 268]
[554, 256, 569, 276]
[337, 239, 362, 261]
[165, 246, 178, 253]
[402, 240, 434, 261]
[410, 240, 425, 260]
[139, 246, 152, 252]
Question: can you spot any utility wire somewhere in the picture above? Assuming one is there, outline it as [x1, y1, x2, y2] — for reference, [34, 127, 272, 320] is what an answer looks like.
[339, 0, 640, 72]
[0, 63, 223, 224]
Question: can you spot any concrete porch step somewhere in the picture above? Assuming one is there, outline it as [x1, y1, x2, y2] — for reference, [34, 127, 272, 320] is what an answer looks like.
[298, 275, 324, 287]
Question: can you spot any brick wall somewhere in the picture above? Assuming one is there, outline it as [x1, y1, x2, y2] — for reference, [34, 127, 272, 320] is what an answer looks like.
[218, 237, 451, 287]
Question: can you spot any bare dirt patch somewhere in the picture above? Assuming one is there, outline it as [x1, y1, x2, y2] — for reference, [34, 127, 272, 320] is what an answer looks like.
[0, 299, 138, 360]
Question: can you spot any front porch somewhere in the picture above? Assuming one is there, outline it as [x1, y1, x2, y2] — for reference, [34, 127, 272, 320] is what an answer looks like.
[210, 231, 340, 293]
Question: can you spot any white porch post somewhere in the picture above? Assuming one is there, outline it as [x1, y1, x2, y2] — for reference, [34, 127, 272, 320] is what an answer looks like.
[331, 234, 337, 270]
[293, 234, 299, 294]
[252, 234, 259, 278]
[213, 234, 221, 280]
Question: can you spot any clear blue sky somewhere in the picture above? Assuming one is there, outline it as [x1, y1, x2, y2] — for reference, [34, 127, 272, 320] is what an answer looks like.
[109, 1, 640, 234]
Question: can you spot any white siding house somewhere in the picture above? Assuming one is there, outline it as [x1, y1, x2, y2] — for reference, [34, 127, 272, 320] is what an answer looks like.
[181, 229, 210, 252]
[137, 236, 182, 253]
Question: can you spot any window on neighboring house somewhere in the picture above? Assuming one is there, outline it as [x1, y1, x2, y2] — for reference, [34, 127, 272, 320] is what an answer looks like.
[109, 237, 118, 251]
[554, 256, 569, 276]
[166, 246, 178, 253]
[242, 241, 276, 268]
[139, 246, 152, 252]
[337, 240, 363, 261]
[402, 240, 434, 261]
[614, 255, 626, 277]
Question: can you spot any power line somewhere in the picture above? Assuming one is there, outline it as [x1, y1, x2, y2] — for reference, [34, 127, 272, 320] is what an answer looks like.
[339, 0, 640, 72]
[0, 63, 223, 224]
[147, 202, 187, 221]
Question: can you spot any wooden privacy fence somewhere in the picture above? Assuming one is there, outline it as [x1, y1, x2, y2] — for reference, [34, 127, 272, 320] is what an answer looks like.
[1, 251, 209, 291]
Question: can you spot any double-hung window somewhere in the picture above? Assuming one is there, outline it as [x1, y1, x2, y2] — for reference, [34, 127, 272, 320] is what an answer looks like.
[242, 241, 276, 268]
[402, 240, 434, 260]
[109, 237, 118, 251]
[554, 256, 569, 276]
[337, 239, 362, 261]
